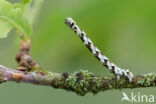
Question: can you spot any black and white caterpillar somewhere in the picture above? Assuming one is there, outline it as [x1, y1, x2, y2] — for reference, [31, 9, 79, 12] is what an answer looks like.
[65, 17, 133, 82]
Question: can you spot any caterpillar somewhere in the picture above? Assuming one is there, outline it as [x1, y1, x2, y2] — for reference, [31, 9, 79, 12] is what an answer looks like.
[65, 17, 133, 82]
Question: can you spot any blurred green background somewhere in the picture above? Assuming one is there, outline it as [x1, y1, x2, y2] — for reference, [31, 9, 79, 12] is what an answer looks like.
[0, 0, 156, 104]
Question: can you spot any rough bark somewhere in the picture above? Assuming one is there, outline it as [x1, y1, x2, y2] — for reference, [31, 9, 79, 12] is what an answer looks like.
[0, 65, 155, 96]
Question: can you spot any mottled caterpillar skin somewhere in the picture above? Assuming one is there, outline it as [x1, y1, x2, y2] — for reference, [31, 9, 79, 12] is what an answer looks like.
[65, 17, 133, 82]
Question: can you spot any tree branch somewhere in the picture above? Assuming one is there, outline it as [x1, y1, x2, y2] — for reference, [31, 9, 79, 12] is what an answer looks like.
[0, 17, 155, 96]
[0, 65, 155, 96]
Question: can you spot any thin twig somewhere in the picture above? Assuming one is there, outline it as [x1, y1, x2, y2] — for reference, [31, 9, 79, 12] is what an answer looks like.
[15, 35, 36, 71]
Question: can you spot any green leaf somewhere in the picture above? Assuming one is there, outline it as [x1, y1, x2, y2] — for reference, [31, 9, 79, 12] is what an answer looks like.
[14, 0, 31, 10]
[24, 0, 44, 24]
[0, 19, 13, 38]
[21, 0, 31, 5]
[0, 0, 32, 38]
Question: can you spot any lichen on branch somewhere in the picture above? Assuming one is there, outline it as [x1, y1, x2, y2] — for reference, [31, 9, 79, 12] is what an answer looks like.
[0, 65, 155, 96]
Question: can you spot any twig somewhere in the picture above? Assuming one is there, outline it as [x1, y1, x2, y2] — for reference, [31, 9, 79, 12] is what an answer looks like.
[0, 65, 155, 96]
[15, 35, 48, 74]
[15, 35, 36, 71]
[65, 17, 133, 82]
